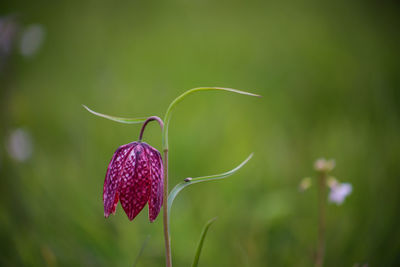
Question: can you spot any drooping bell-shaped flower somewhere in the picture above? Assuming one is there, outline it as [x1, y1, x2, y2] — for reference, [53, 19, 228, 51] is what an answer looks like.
[103, 141, 164, 222]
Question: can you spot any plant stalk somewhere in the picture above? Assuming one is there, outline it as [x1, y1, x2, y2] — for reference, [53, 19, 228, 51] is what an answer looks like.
[163, 149, 172, 267]
[136, 115, 170, 266]
[315, 172, 326, 267]
[138, 116, 164, 141]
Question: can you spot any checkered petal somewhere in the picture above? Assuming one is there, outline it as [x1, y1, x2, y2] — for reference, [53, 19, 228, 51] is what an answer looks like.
[103, 141, 164, 222]
[143, 143, 164, 222]
[103, 143, 136, 218]
[119, 143, 152, 221]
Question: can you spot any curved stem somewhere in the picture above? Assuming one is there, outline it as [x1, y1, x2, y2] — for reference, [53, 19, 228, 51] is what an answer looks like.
[137, 116, 170, 267]
[138, 116, 164, 141]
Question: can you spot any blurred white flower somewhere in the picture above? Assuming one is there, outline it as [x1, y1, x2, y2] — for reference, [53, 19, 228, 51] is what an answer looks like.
[19, 24, 45, 57]
[6, 128, 33, 162]
[314, 158, 335, 172]
[329, 182, 352, 205]
[299, 177, 312, 192]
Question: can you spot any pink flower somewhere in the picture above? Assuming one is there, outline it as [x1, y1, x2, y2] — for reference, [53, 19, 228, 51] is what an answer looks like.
[328, 182, 352, 205]
[103, 142, 163, 222]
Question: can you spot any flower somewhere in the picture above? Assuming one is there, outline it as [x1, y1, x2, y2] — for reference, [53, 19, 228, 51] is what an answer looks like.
[19, 24, 45, 57]
[298, 177, 312, 192]
[328, 182, 352, 205]
[6, 128, 33, 162]
[314, 158, 335, 173]
[103, 141, 163, 222]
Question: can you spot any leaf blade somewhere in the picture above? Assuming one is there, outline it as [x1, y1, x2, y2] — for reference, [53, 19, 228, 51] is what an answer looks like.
[82, 105, 148, 124]
[133, 235, 150, 267]
[191, 217, 217, 267]
[162, 87, 261, 149]
[167, 153, 253, 215]
[183, 87, 261, 99]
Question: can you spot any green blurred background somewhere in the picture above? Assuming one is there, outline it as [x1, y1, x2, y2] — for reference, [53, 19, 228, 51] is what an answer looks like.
[1, 0, 399, 266]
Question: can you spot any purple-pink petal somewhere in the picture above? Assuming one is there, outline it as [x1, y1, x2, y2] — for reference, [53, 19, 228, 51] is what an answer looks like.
[329, 182, 352, 205]
[103, 143, 136, 218]
[103, 141, 164, 222]
[119, 144, 152, 221]
[144, 144, 164, 222]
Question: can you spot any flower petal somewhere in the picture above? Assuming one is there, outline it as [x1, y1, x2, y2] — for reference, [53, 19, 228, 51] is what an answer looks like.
[119, 144, 151, 221]
[103, 143, 136, 218]
[329, 182, 352, 205]
[143, 143, 164, 222]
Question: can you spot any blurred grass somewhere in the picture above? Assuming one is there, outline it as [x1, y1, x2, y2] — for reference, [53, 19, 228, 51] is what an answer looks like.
[1, 0, 399, 266]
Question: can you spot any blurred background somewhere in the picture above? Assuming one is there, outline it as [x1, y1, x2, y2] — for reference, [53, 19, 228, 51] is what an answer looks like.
[1, 0, 399, 266]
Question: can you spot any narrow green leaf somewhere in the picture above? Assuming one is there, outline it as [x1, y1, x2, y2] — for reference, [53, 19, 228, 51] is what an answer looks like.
[83, 105, 148, 124]
[133, 235, 150, 267]
[162, 87, 261, 149]
[192, 217, 217, 267]
[167, 153, 253, 215]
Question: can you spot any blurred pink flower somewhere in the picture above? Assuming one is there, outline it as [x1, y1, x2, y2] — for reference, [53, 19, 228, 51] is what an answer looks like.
[314, 158, 335, 172]
[6, 128, 33, 162]
[19, 24, 45, 57]
[328, 182, 352, 205]
[103, 141, 163, 222]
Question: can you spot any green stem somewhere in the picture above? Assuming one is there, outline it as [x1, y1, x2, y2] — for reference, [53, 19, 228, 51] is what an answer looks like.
[138, 116, 164, 141]
[136, 115, 170, 266]
[163, 149, 172, 267]
[315, 172, 326, 267]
